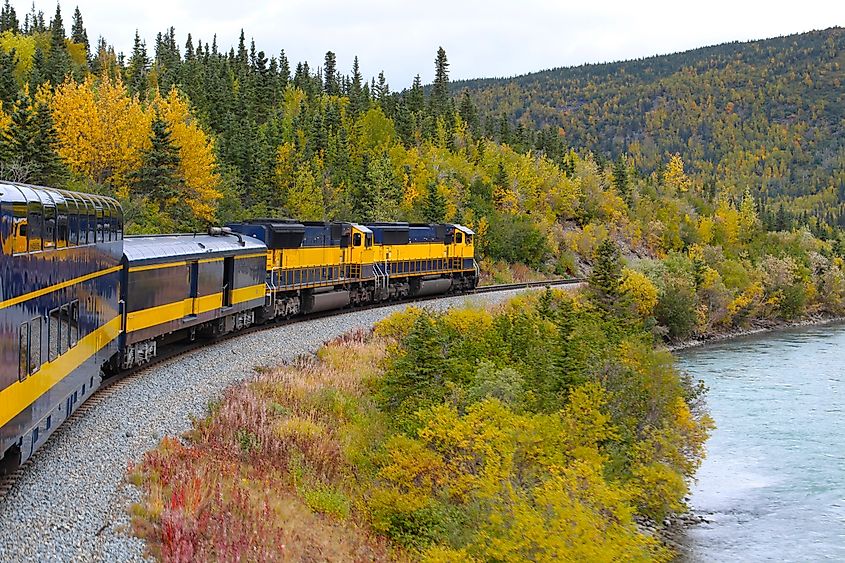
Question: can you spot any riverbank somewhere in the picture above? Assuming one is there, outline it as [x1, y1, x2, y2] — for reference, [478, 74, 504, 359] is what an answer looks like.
[127, 290, 710, 561]
[667, 312, 845, 352]
[673, 325, 845, 561]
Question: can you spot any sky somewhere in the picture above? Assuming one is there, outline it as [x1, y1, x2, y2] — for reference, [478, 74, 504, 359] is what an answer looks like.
[25, 0, 845, 89]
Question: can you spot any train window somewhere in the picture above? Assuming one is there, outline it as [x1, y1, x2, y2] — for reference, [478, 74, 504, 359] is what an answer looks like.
[12, 202, 27, 254]
[365, 233, 373, 247]
[455, 232, 463, 244]
[57, 206, 68, 248]
[88, 209, 96, 244]
[19, 324, 28, 381]
[70, 300, 79, 347]
[68, 203, 79, 246]
[60, 305, 70, 354]
[353, 233, 362, 247]
[28, 207, 43, 252]
[104, 204, 113, 242]
[98, 206, 105, 242]
[43, 206, 56, 249]
[465, 234, 473, 246]
[29, 317, 41, 374]
[48, 307, 60, 362]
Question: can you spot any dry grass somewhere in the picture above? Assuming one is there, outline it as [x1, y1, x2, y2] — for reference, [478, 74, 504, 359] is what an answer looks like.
[129, 328, 401, 562]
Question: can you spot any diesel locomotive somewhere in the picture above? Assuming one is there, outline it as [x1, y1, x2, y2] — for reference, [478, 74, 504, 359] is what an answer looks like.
[0, 183, 478, 471]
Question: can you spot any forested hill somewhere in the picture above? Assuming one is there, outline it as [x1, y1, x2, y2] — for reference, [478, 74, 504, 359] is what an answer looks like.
[453, 28, 845, 215]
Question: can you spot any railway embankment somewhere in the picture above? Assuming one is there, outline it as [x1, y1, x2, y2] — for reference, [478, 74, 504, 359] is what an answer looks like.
[127, 288, 711, 561]
[0, 289, 532, 563]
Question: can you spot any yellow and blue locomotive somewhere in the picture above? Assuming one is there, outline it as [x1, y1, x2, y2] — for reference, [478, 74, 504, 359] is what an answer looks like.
[1, 184, 478, 470]
[224, 219, 478, 321]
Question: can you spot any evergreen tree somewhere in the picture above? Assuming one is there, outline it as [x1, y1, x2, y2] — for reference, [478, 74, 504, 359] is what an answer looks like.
[588, 238, 623, 311]
[323, 51, 338, 95]
[423, 182, 447, 222]
[348, 55, 365, 117]
[30, 101, 64, 184]
[430, 46, 451, 117]
[458, 90, 479, 135]
[28, 47, 47, 92]
[407, 74, 424, 114]
[0, 0, 18, 32]
[46, 4, 71, 84]
[71, 6, 89, 54]
[130, 116, 184, 208]
[0, 94, 62, 184]
[612, 155, 629, 202]
[126, 31, 149, 99]
[278, 49, 290, 88]
[0, 49, 18, 106]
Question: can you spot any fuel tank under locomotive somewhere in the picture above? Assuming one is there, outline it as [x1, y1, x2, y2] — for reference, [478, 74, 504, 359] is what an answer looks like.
[410, 277, 453, 297]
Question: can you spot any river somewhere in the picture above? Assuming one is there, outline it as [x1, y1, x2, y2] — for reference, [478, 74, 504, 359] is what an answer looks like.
[677, 323, 845, 561]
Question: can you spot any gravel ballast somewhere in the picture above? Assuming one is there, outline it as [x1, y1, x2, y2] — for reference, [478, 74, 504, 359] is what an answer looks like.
[0, 289, 534, 562]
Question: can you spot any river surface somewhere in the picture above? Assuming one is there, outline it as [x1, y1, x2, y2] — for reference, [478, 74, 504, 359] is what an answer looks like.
[677, 323, 845, 561]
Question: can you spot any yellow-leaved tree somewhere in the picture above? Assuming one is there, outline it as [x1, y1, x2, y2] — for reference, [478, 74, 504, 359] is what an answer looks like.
[51, 75, 151, 188]
[152, 88, 221, 221]
[287, 165, 325, 220]
[664, 154, 691, 193]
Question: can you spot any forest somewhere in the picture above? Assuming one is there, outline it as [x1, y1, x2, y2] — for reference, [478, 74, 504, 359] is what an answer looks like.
[454, 27, 845, 235]
[1, 2, 845, 342]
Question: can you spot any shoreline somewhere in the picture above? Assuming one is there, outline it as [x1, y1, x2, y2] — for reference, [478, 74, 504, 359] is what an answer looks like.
[666, 312, 845, 352]
[660, 310, 845, 559]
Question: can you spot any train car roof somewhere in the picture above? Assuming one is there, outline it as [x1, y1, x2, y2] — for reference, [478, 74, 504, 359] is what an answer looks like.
[0, 181, 121, 211]
[453, 224, 475, 235]
[122, 233, 267, 265]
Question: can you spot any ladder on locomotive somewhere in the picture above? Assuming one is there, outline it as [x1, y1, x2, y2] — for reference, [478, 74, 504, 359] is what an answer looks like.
[373, 261, 389, 294]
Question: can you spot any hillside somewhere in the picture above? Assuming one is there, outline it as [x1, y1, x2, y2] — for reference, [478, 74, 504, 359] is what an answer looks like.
[453, 28, 845, 226]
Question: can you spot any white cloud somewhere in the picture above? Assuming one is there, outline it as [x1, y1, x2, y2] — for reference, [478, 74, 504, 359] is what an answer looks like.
[28, 0, 845, 88]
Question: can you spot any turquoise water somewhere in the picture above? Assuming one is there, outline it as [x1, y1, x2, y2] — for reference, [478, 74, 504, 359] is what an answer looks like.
[677, 324, 845, 561]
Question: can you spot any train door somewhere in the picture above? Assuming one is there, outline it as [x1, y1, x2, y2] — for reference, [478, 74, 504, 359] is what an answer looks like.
[188, 261, 199, 317]
[223, 257, 234, 307]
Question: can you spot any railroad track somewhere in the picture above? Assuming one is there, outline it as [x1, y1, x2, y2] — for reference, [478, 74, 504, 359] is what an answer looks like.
[0, 277, 582, 502]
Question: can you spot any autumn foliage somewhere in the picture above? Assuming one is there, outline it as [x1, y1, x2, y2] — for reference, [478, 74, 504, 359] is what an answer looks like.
[129, 291, 712, 561]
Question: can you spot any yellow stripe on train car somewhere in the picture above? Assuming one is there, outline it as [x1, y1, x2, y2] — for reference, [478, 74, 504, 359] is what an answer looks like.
[0, 315, 121, 428]
[125, 299, 193, 332]
[125, 284, 265, 334]
[232, 284, 265, 304]
[0, 266, 122, 311]
[127, 261, 188, 273]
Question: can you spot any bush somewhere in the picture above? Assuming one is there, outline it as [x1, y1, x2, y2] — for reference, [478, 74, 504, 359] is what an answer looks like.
[484, 212, 550, 268]
[655, 278, 697, 339]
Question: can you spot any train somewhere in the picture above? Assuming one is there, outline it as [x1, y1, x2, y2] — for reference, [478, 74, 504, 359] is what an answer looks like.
[0, 183, 478, 471]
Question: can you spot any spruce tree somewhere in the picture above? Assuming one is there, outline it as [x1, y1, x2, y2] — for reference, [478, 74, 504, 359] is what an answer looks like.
[407, 74, 424, 114]
[70, 6, 89, 54]
[0, 0, 18, 32]
[323, 51, 338, 95]
[46, 4, 71, 84]
[126, 31, 149, 99]
[612, 155, 629, 202]
[430, 46, 451, 117]
[130, 116, 183, 208]
[0, 49, 18, 106]
[458, 90, 479, 135]
[423, 182, 447, 222]
[588, 238, 623, 311]
[0, 93, 62, 184]
[29, 101, 64, 184]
